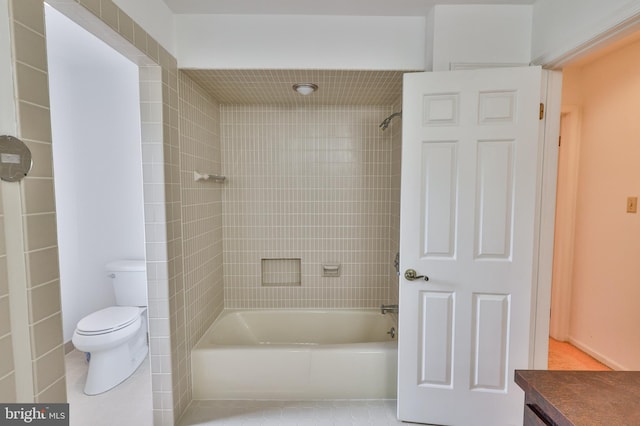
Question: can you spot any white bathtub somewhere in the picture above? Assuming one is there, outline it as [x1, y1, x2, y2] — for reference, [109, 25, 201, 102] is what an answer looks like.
[191, 310, 398, 400]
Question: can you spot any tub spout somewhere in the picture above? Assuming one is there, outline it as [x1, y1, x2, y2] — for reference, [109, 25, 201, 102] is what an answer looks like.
[380, 304, 398, 315]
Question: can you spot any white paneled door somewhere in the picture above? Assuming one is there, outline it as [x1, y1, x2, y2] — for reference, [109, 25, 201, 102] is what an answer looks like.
[398, 67, 543, 425]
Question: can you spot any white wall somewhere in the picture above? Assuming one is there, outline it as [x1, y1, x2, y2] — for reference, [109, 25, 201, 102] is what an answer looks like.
[113, 0, 176, 56]
[45, 6, 146, 341]
[431, 5, 532, 71]
[532, 0, 640, 66]
[423, 7, 435, 71]
[73, 0, 640, 72]
[175, 14, 426, 70]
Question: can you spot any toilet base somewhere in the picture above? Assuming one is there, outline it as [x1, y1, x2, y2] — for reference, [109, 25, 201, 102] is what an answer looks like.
[83, 324, 148, 395]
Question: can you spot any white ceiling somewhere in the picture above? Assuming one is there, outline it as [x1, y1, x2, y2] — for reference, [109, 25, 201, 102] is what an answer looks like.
[161, 0, 536, 16]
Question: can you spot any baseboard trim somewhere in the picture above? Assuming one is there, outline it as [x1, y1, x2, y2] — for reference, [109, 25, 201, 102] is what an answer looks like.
[568, 337, 627, 371]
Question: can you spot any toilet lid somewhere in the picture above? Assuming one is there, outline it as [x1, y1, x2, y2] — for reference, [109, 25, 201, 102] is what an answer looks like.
[76, 306, 141, 335]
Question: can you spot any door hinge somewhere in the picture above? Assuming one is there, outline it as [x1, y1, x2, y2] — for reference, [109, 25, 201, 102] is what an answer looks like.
[539, 103, 545, 120]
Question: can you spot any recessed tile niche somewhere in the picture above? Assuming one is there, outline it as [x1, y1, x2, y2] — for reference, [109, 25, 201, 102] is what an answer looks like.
[261, 258, 302, 287]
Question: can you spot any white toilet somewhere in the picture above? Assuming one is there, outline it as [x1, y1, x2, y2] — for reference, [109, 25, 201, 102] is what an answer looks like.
[72, 260, 148, 395]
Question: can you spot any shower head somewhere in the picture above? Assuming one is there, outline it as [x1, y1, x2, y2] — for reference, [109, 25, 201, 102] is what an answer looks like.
[379, 111, 402, 131]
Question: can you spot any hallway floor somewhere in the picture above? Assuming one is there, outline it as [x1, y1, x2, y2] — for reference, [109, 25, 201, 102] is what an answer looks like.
[548, 338, 612, 371]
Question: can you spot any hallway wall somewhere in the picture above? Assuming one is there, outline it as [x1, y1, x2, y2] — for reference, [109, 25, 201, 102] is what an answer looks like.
[562, 37, 640, 370]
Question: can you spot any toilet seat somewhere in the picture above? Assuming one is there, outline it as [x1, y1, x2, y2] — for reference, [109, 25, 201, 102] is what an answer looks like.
[76, 306, 142, 336]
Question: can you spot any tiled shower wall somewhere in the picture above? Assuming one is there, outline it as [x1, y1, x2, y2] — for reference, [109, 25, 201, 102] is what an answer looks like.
[176, 72, 223, 408]
[221, 106, 396, 309]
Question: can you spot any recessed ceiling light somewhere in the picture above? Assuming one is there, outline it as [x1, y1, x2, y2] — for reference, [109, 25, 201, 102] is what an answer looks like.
[292, 83, 318, 96]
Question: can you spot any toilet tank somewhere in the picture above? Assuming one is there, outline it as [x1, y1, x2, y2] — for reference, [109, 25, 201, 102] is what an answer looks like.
[106, 260, 147, 307]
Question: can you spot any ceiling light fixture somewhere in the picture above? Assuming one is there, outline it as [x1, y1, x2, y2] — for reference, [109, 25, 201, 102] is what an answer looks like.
[293, 83, 318, 96]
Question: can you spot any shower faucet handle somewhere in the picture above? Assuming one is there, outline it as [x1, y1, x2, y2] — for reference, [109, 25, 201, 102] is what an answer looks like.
[404, 269, 429, 282]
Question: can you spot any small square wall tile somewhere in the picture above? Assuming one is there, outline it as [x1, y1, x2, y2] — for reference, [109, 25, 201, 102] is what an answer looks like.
[35, 375, 66, 403]
[12, 22, 48, 72]
[29, 280, 61, 323]
[0, 335, 14, 378]
[0, 259, 7, 296]
[118, 9, 134, 43]
[17, 102, 52, 142]
[0, 373, 16, 403]
[24, 141, 53, 178]
[31, 313, 63, 358]
[0, 219, 5, 257]
[100, 0, 119, 31]
[25, 246, 59, 288]
[11, 0, 45, 35]
[133, 22, 147, 54]
[24, 213, 57, 251]
[0, 296, 11, 336]
[33, 345, 65, 393]
[146, 37, 159, 63]
[78, 0, 100, 16]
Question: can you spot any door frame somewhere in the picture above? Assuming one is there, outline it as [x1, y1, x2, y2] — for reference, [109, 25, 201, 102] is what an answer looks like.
[549, 106, 582, 341]
[531, 70, 563, 369]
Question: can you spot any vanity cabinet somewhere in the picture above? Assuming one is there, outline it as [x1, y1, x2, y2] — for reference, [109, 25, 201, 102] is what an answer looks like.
[515, 370, 640, 425]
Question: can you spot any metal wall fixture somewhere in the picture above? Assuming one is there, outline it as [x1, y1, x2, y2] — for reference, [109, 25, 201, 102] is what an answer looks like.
[0, 135, 32, 182]
[193, 170, 226, 183]
[379, 111, 402, 131]
[380, 304, 399, 315]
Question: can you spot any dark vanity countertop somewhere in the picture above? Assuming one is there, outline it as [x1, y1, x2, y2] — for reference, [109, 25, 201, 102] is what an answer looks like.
[515, 370, 640, 425]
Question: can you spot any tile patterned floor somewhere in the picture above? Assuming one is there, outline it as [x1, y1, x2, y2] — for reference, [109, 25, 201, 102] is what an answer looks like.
[65, 338, 608, 425]
[178, 400, 404, 426]
[65, 349, 153, 426]
[66, 349, 402, 425]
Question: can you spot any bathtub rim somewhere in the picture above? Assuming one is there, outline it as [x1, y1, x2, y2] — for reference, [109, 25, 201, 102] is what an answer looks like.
[193, 308, 399, 350]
